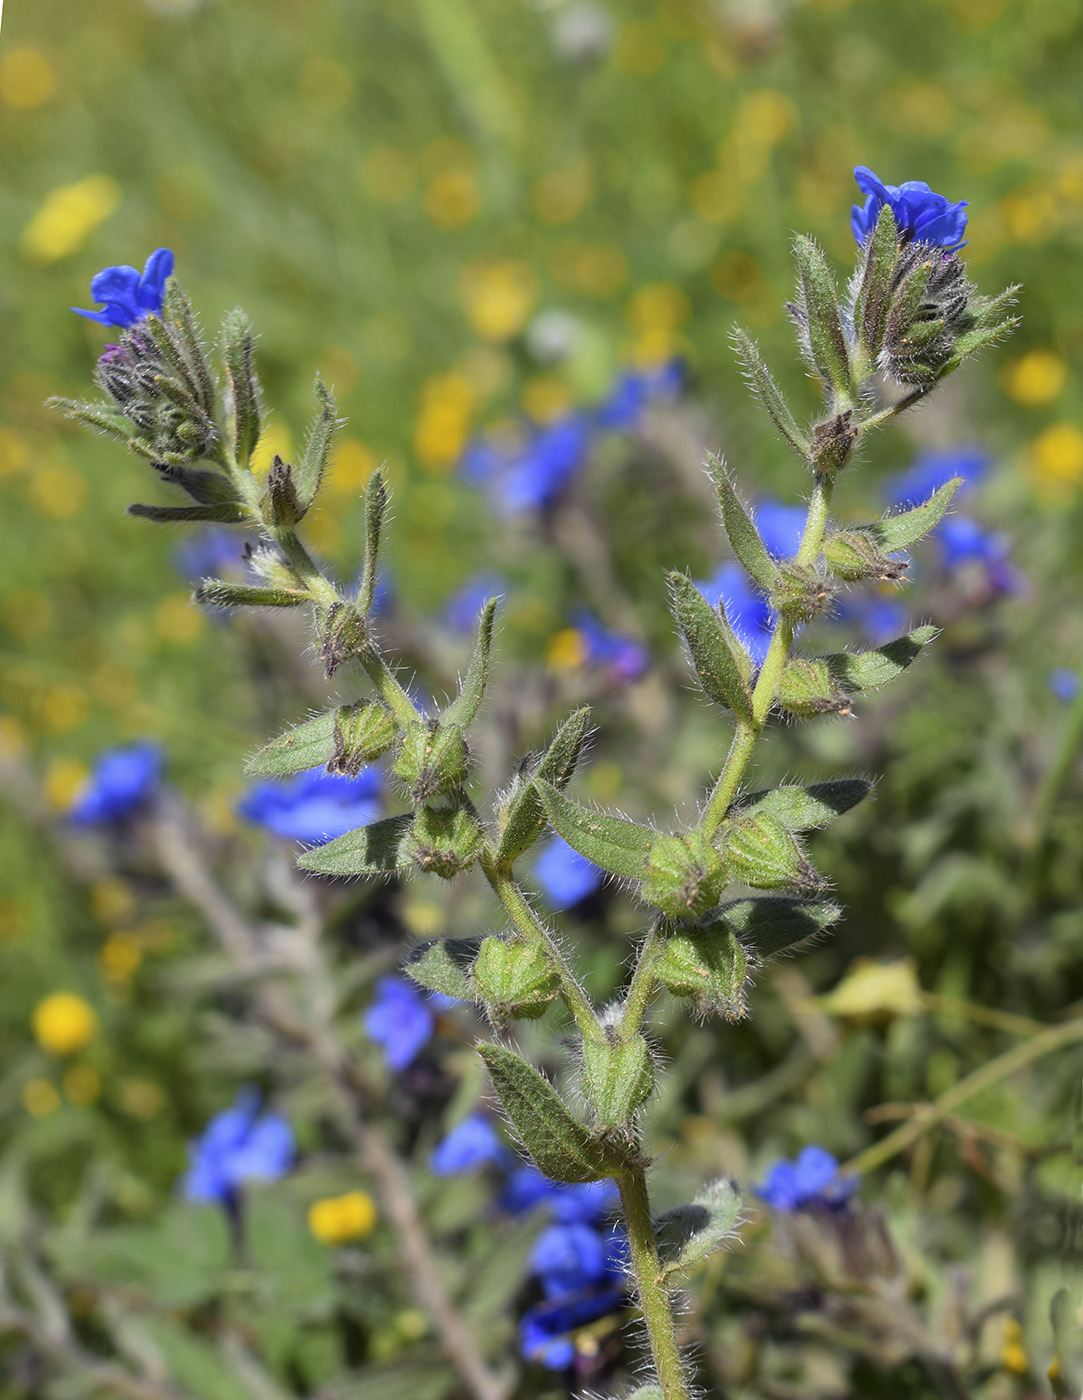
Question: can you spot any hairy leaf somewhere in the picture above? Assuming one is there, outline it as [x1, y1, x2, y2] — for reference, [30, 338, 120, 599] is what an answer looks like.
[220, 308, 261, 467]
[245, 710, 338, 776]
[825, 625, 937, 693]
[735, 779, 872, 831]
[358, 470, 389, 616]
[404, 938, 481, 1001]
[537, 781, 653, 880]
[298, 815, 413, 876]
[295, 377, 341, 509]
[656, 1177, 742, 1279]
[720, 896, 841, 956]
[496, 707, 591, 869]
[195, 580, 309, 608]
[581, 1035, 655, 1127]
[794, 234, 852, 400]
[731, 326, 808, 458]
[868, 479, 961, 553]
[442, 597, 499, 731]
[667, 572, 753, 722]
[128, 502, 248, 524]
[708, 454, 778, 591]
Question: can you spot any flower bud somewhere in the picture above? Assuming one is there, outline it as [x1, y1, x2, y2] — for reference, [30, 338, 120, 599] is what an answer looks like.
[880, 246, 974, 388]
[654, 921, 749, 1021]
[769, 563, 834, 622]
[823, 530, 907, 583]
[471, 937, 560, 1024]
[776, 658, 851, 719]
[394, 720, 470, 802]
[404, 803, 482, 879]
[265, 455, 304, 527]
[329, 701, 399, 778]
[580, 1032, 655, 1127]
[315, 600, 369, 678]
[809, 410, 858, 475]
[640, 830, 728, 918]
[723, 811, 816, 890]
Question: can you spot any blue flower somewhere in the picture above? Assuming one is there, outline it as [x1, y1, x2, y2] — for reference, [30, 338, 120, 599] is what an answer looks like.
[73, 248, 175, 328]
[757, 1145, 857, 1212]
[755, 499, 806, 559]
[519, 1287, 626, 1371]
[571, 609, 649, 683]
[1050, 668, 1081, 704]
[534, 836, 604, 910]
[696, 562, 775, 665]
[936, 515, 1005, 569]
[501, 1167, 618, 1221]
[595, 359, 684, 431]
[444, 573, 508, 633]
[835, 594, 908, 647]
[885, 445, 988, 508]
[182, 1090, 294, 1205]
[362, 977, 435, 1071]
[519, 1216, 627, 1370]
[69, 743, 161, 825]
[462, 415, 591, 515]
[174, 528, 252, 583]
[851, 167, 968, 251]
[431, 1114, 510, 1175]
[239, 767, 381, 844]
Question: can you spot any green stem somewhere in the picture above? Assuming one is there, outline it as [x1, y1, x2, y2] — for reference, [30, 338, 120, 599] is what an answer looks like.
[700, 472, 835, 838]
[620, 922, 665, 1038]
[617, 1168, 690, 1400]
[479, 848, 601, 1042]
[843, 1015, 1083, 1177]
[360, 651, 422, 730]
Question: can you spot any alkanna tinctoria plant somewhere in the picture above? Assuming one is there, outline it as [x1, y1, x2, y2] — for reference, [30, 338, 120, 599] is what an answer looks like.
[52, 168, 1017, 1400]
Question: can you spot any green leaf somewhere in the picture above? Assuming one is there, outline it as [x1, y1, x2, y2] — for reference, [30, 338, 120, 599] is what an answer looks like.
[405, 938, 481, 1000]
[246, 710, 338, 776]
[142, 1319, 251, 1400]
[868, 479, 961, 553]
[719, 896, 841, 956]
[853, 203, 900, 359]
[195, 579, 310, 608]
[296, 377, 341, 509]
[442, 597, 499, 731]
[624, 1388, 665, 1400]
[47, 397, 137, 443]
[655, 1177, 742, 1279]
[298, 815, 413, 876]
[536, 781, 653, 880]
[825, 625, 937, 693]
[667, 572, 753, 722]
[793, 234, 852, 400]
[731, 326, 809, 458]
[735, 779, 872, 831]
[478, 1044, 630, 1183]
[496, 707, 591, 869]
[708, 454, 778, 590]
[128, 502, 249, 523]
[581, 1035, 655, 1126]
[220, 308, 261, 468]
[358, 470, 389, 615]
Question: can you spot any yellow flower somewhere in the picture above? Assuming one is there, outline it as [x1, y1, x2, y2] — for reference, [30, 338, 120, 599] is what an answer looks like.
[33, 993, 98, 1056]
[547, 628, 587, 672]
[308, 1190, 377, 1246]
[0, 48, 56, 109]
[1002, 350, 1068, 407]
[459, 261, 537, 342]
[413, 374, 475, 472]
[819, 958, 924, 1022]
[23, 1079, 61, 1117]
[1000, 1318, 1028, 1375]
[1027, 422, 1083, 500]
[21, 176, 121, 264]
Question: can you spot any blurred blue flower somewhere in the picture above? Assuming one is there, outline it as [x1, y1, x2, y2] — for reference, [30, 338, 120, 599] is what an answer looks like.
[464, 416, 591, 515]
[572, 609, 649, 683]
[757, 1145, 857, 1212]
[363, 977, 435, 1071]
[595, 359, 684, 431]
[1050, 668, 1081, 704]
[534, 835, 604, 910]
[239, 767, 381, 844]
[936, 515, 1005, 569]
[851, 167, 968, 250]
[182, 1089, 294, 1205]
[501, 1167, 618, 1221]
[69, 742, 161, 825]
[444, 572, 508, 633]
[174, 528, 251, 583]
[530, 1221, 610, 1297]
[755, 499, 806, 559]
[834, 594, 908, 647]
[431, 1114, 510, 1175]
[73, 248, 175, 328]
[885, 445, 988, 508]
[696, 562, 775, 665]
[519, 1287, 626, 1371]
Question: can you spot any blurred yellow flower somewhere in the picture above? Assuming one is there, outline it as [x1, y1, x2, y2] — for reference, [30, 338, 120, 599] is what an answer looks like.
[547, 628, 587, 672]
[1028, 422, 1083, 498]
[1001, 350, 1067, 407]
[33, 993, 99, 1056]
[21, 176, 121, 264]
[689, 170, 744, 225]
[0, 48, 56, 109]
[735, 89, 796, 147]
[626, 284, 690, 334]
[39, 683, 89, 734]
[522, 375, 571, 424]
[0, 715, 29, 762]
[63, 1064, 102, 1106]
[533, 162, 592, 225]
[100, 932, 143, 983]
[326, 437, 377, 499]
[414, 373, 475, 471]
[819, 958, 923, 1021]
[23, 1079, 61, 1117]
[44, 758, 89, 812]
[459, 261, 537, 342]
[308, 1190, 377, 1246]
[550, 243, 627, 299]
[155, 591, 205, 645]
[29, 462, 88, 519]
[1000, 1318, 1027, 1375]
[118, 1079, 164, 1118]
[0, 426, 29, 477]
[425, 170, 479, 229]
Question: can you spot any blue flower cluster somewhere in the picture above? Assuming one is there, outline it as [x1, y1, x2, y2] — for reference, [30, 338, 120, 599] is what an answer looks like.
[182, 1090, 294, 1206]
[73, 248, 175, 328]
[461, 360, 683, 516]
[69, 742, 162, 825]
[239, 766, 382, 844]
[534, 835, 604, 910]
[757, 1145, 857, 1212]
[851, 166, 968, 251]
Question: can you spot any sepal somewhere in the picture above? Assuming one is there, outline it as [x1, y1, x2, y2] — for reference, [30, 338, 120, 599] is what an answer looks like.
[654, 917, 749, 1020]
[708, 455, 778, 591]
[264, 455, 303, 527]
[478, 1044, 634, 1183]
[731, 326, 809, 459]
[358, 470, 389, 616]
[769, 562, 833, 622]
[472, 937, 560, 1024]
[823, 530, 907, 583]
[777, 657, 851, 718]
[809, 410, 858, 475]
[404, 803, 483, 879]
[580, 1034, 654, 1127]
[667, 572, 753, 722]
[298, 815, 413, 876]
[405, 937, 481, 1001]
[331, 701, 399, 777]
[655, 1177, 742, 1279]
[851, 203, 900, 363]
[315, 599, 370, 678]
[495, 708, 591, 869]
[394, 720, 470, 802]
[640, 830, 728, 918]
[219, 308, 261, 468]
[723, 811, 821, 892]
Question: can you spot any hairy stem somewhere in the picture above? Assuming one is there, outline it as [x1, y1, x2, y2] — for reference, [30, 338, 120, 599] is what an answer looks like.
[620, 921, 665, 1038]
[617, 1168, 690, 1400]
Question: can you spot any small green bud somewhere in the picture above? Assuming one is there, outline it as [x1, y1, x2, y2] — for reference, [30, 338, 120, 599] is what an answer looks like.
[823, 530, 907, 583]
[315, 599, 369, 678]
[329, 701, 398, 777]
[641, 830, 728, 918]
[580, 1033, 655, 1127]
[471, 937, 560, 1024]
[770, 563, 834, 622]
[723, 812, 823, 893]
[654, 920, 749, 1021]
[809, 410, 858, 475]
[776, 657, 850, 718]
[265, 454, 304, 527]
[394, 720, 470, 802]
[404, 803, 482, 879]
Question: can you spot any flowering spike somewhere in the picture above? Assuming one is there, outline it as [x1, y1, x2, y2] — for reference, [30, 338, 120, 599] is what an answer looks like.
[851, 165, 968, 251]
